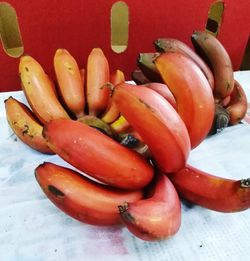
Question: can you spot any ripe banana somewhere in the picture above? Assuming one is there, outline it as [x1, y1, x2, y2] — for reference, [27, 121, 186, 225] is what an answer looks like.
[113, 83, 190, 173]
[101, 69, 125, 124]
[169, 165, 250, 212]
[119, 172, 181, 241]
[191, 31, 234, 101]
[154, 38, 215, 90]
[226, 80, 248, 125]
[144, 82, 177, 110]
[35, 162, 143, 226]
[43, 119, 154, 190]
[19, 55, 70, 124]
[154, 52, 215, 149]
[5, 97, 54, 154]
[54, 48, 85, 118]
[86, 48, 110, 116]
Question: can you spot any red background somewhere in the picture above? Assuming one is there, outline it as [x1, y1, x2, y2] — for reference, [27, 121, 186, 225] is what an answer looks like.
[0, 0, 250, 92]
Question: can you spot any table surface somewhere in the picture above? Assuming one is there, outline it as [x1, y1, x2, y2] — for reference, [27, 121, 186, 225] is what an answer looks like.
[0, 72, 250, 261]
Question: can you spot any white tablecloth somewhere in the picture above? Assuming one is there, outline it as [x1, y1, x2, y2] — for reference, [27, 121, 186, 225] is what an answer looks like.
[0, 72, 250, 261]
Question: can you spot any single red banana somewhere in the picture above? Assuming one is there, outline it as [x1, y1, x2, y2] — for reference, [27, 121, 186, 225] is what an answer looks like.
[101, 69, 125, 124]
[144, 82, 177, 110]
[19, 55, 70, 124]
[191, 31, 234, 101]
[169, 165, 250, 212]
[54, 48, 85, 118]
[118, 173, 181, 241]
[154, 52, 215, 149]
[226, 80, 248, 125]
[154, 38, 215, 90]
[113, 83, 190, 173]
[35, 162, 143, 226]
[86, 48, 110, 116]
[4, 97, 53, 154]
[43, 119, 154, 190]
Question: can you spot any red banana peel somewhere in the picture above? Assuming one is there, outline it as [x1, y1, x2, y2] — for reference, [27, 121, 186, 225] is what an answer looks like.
[5, 97, 54, 154]
[226, 80, 248, 125]
[19, 55, 70, 124]
[154, 38, 215, 90]
[154, 52, 215, 149]
[86, 48, 110, 116]
[169, 165, 250, 212]
[191, 31, 234, 101]
[54, 48, 85, 118]
[43, 119, 154, 190]
[35, 162, 143, 226]
[113, 83, 190, 173]
[119, 173, 181, 241]
[101, 69, 125, 123]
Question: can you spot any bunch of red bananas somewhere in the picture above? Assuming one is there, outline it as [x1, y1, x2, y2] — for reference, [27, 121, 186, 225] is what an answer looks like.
[5, 30, 250, 241]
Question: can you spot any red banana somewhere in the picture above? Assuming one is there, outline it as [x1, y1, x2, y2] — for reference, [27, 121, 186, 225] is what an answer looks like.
[119, 173, 181, 241]
[191, 31, 234, 101]
[86, 48, 110, 116]
[5, 96, 54, 154]
[54, 48, 85, 118]
[43, 119, 154, 190]
[35, 162, 143, 226]
[226, 80, 248, 125]
[113, 83, 190, 173]
[19, 55, 70, 124]
[169, 165, 250, 212]
[154, 38, 215, 90]
[154, 52, 215, 149]
[101, 69, 125, 123]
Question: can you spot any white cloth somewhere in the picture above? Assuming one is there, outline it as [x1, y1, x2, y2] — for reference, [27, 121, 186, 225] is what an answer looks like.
[0, 72, 249, 261]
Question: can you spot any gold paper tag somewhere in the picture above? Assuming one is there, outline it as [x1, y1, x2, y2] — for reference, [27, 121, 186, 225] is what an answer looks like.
[205, 0, 224, 37]
[111, 1, 129, 54]
[0, 2, 24, 57]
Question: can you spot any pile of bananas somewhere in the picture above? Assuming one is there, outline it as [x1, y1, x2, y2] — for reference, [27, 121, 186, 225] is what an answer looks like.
[4, 30, 250, 241]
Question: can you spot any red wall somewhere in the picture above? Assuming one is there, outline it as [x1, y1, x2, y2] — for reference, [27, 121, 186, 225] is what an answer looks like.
[0, 0, 249, 91]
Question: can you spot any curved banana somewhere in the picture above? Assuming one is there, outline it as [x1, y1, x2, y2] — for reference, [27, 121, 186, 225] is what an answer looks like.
[43, 119, 154, 190]
[113, 83, 190, 173]
[226, 80, 248, 125]
[35, 162, 143, 226]
[54, 48, 85, 118]
[169, 165, 250, 212]
[5, 97, 54, 154]
[154, 51, 215, 149]
[86, 48, 110, 116]
[154, 38, 215, 90]
[191, 31, 234, 101]
[119, 173, 181, 241]
[101, 69, 125, 124]
[19, 55, 70, 124]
